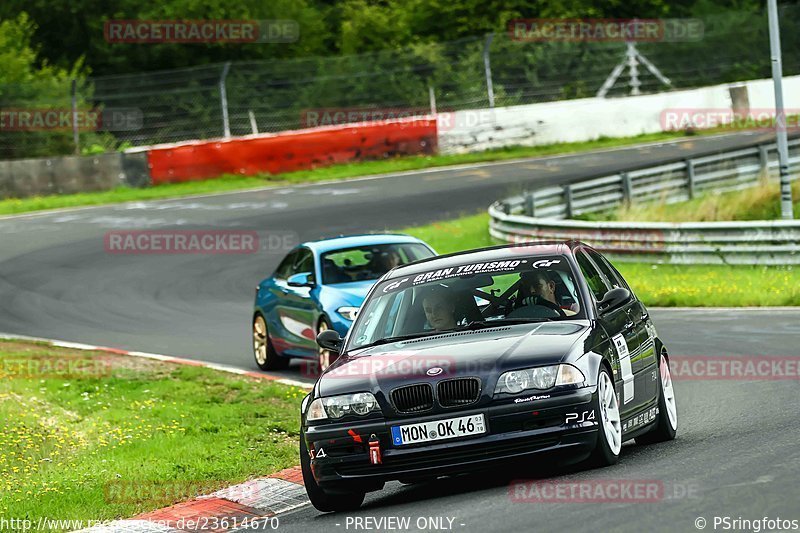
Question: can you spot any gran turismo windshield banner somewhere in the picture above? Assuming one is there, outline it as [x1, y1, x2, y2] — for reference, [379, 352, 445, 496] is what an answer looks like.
[378, 256, 565, 294]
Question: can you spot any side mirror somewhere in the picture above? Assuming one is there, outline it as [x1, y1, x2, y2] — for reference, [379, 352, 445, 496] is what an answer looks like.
[317, 329, 342, 353]
[597, 287, 631, 314]
[287, 272, 314, 287]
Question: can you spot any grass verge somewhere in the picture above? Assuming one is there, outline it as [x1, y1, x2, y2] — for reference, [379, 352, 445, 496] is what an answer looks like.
[578, 177, 800, 222]
[400, 212, 800, 307]
[0, 131, 699, 216]
[0, 340, 305, 528]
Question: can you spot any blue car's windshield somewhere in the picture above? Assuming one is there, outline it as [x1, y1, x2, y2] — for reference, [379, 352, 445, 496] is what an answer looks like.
[320, 243, 434, 285]
[347, 255, 585, 350]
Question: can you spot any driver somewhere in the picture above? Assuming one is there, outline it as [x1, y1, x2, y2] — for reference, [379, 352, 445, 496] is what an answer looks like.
[372, 249, 401, 275]
[519, 270, 577, 316]
[422, 286, 458, 331]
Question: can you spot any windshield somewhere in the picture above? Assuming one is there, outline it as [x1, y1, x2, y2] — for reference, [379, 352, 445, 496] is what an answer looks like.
[320, 243, 434, 285]
[347, 255, 585, 349]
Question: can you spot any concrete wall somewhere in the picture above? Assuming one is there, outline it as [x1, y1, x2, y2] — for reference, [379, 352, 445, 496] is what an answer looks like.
[0, 152, 149, 200]
[438, 75, 800, 154]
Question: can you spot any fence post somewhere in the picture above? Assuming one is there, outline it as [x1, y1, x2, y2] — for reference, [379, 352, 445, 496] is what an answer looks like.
[759, 145, 770, 178]
[71, 79, 79, 155]
[248, 110, 258, 134]
[483, 33, 495, 108]
[564, 185, 574, 218]
[621, 172, 633, 205]
[220, 62, 232, 138]
[428, 86, 437, 116]
[685, 159, 696, 199]
[524, 192, 535, 217]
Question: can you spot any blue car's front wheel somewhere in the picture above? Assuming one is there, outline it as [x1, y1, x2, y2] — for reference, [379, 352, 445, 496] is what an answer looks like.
[317, 318, 337, 372]
[253, 314, 289, 371]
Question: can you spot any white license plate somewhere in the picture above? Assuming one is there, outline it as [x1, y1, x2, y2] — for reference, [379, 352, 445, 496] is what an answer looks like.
[391, 414, 486, 446]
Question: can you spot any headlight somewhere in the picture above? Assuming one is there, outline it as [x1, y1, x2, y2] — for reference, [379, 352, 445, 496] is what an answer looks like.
[337, 306, 359, 321]
[495, 364, 585, 395]
[306, 392, 380, 421]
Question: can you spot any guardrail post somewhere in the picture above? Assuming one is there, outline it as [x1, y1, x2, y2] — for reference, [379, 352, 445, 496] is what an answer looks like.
[564, 185, 574, 218]
[685, 159, 696, 200]
[524, 192, 535, 217]
[621, 172, 633, 205]
[759, 145, 770, 177]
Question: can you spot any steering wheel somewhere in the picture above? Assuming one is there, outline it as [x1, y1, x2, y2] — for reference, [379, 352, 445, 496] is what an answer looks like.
[528, 296, 567, 318]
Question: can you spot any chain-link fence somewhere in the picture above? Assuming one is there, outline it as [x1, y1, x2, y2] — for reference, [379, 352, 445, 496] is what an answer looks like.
[2, 8, 799, 160]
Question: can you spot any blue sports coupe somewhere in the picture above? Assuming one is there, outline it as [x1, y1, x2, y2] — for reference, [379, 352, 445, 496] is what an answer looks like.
[252, 234, 436, 372]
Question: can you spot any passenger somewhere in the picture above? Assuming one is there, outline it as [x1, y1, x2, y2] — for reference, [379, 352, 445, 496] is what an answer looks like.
[422, 286, 458, 331]
[519, 270, 577, 316]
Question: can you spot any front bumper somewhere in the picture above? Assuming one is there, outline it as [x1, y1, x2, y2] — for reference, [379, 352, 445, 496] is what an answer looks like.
[303, 387, 598, 490]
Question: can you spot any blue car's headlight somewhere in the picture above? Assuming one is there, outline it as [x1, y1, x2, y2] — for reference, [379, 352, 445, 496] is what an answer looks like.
[337, 306, 359, 321]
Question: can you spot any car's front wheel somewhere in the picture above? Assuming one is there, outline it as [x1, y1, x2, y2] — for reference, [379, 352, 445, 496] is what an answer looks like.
[300, 433, 365, 512]
[588, 365, 622, 467]
[636, 351, 678, 445]
[253, 314, 289, 370]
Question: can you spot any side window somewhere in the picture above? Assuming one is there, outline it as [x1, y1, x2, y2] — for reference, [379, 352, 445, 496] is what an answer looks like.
[274, 250, 297, 280]
[575, 250, 612, 301]
[588, 250, 631, 293]
[293, 248, 315, 278]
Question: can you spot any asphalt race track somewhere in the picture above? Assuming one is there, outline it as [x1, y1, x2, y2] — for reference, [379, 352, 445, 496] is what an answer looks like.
[2, 131, 799, 531]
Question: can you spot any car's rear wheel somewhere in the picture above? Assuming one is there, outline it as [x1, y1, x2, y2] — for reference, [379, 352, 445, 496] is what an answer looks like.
[253, 314, 289, 370]
[300, 433, 365, 512]
[636, 351, 678, 444]
[588, 366, 622, 467]
[317, 318, 338, 372]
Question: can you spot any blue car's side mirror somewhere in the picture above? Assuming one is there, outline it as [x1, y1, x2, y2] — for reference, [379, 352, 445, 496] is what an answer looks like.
[287, 272, 315, 288]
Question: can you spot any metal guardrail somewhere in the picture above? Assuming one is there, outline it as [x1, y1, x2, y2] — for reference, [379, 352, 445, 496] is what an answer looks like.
[490, 138, 800, 264]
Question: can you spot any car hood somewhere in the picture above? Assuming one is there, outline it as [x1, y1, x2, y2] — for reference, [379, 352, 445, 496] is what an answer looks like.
[320, 280, 375, 307]
[317, 321, 590, 397]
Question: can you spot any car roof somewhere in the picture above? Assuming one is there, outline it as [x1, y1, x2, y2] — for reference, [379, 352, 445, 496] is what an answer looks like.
[384, 240, 584, 279]
[301, 233, 428, 254]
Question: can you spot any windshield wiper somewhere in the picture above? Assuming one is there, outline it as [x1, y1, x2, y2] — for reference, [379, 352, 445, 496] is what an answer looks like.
[354, 330, 451, 351]
[461, 318, 554, 330]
